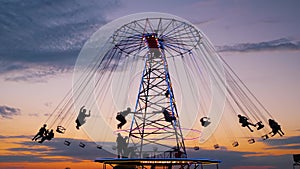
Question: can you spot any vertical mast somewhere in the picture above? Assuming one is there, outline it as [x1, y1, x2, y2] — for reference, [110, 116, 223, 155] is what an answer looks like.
[128, 33, 186, 158]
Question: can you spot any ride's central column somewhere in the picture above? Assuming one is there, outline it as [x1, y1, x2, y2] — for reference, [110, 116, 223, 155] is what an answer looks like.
[128, 33, 186, 158]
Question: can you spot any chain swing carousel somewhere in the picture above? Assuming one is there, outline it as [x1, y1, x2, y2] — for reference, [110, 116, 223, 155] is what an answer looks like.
[32, 12, 284, 169]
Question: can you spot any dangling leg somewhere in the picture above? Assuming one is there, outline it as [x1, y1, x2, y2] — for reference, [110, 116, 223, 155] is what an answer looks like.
[248, 122, 256, 127]
[279, 129, 284, 136]
[32, 133, 39, 141]
[75, 119, 81, 129]
[119, 119, 127, 129]
[116, 114, 126, 129]
[38, 136, 46, 143]
[246, 125, 254, 132]
[34, 134, 43, 141]
[271, 129, 278, 137]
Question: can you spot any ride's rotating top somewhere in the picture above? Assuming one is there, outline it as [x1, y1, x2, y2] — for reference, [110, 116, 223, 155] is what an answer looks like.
[111, 16, 201, 58]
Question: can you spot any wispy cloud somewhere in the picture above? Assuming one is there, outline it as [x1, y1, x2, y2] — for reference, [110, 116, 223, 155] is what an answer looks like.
[259, 135, 300, 152]
[0, 105, 21, 119]
[2, 64, 71, 82]
[266, 144, 300, 150]
[261, 135, 300, 147]
[187, 147, 291, 169]
[217, 38, 300, 52]
[191, 18, 217, 26]
[0, 137, 113, 163]
[28, 113, 39, 117]
[0, 0, 121, 82]
[0, 135, 30, 139]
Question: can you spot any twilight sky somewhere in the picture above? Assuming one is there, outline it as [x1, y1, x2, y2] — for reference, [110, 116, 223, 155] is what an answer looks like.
[0, 0, 300, 169]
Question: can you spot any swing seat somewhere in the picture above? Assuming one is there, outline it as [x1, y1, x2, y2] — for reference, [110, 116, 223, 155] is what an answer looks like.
[256, 121, 264, 130]
[56, 126, 66, 134]
[79, 142, 86, 148]
[261, 134, 269, 140]
[248, 138, 255, 144]
[64, 140, 71, 146]
[193, 146, 200, 150]
[213, 144, 220, 149]
[232, 141, 239, 147]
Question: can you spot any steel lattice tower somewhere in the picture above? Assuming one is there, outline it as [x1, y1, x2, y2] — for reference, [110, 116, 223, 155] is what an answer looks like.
[128, 33, 186, 158]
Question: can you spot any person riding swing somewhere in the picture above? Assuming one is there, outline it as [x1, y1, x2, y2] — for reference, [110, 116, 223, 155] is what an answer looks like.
[268, 119, 284, 137]
[32, 124, 47, 141]
[38, 129, 54, 143]
[75, 106, 91, 130]
[238, 114, 256, 132]
[162, 108, 176, 124]
[116, 107, 133, 129]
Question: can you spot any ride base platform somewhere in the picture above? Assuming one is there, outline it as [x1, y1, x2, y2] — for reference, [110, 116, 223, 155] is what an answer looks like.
[95, 157, 221, 169]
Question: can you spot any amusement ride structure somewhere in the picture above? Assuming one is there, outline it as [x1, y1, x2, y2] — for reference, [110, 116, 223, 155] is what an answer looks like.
[33, 13, 284, 169]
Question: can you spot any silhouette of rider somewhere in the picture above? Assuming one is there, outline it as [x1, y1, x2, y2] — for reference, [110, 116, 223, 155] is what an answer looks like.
[116, 133, 126, 158]
[268, 119, 284, 137]
[152, 108, 176, 124]
[162, 108, 176, 124]
[200, 117, 211, 127]
[32, 124, 47, 141]
[38, 129, 54, 143]
[116, 107, 133, 129]
[165, 90, 170, 98]
[238, 114, 256, 132]
[75, 106, 91, 129]
[122, 136, 132, 158]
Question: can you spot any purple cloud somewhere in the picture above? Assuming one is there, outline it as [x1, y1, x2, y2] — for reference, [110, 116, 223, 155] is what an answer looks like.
[0, 105, 21, 119]
[217, 38, 300, 52]
[0, 0, 121, 82]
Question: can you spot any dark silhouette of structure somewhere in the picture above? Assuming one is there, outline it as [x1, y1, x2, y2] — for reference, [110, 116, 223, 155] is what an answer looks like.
[293, 154, 300, 169]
